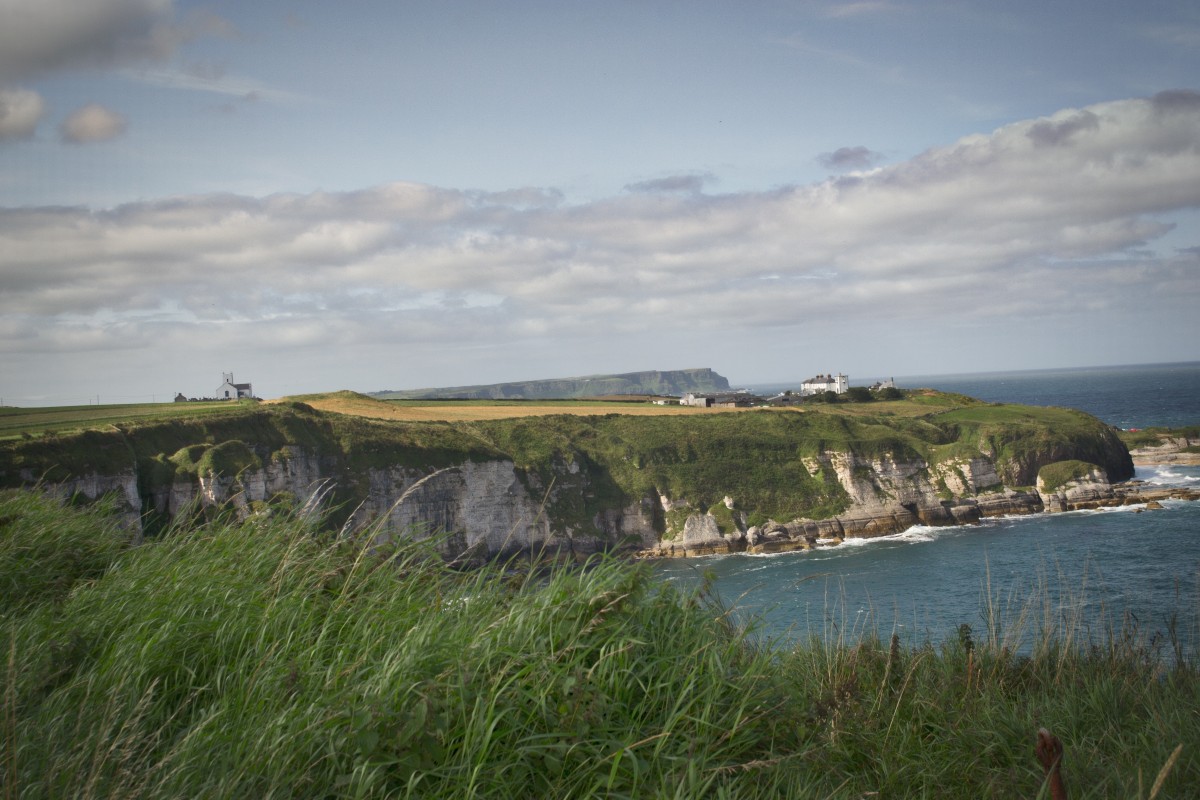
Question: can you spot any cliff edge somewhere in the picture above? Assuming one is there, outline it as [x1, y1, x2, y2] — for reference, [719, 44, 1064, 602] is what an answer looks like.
[1, 395, 1163, 563]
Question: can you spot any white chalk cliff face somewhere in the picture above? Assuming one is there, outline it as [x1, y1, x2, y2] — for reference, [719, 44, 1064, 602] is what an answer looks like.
[37, 471, 143, 536]
[1036, 465, 1115, 514]
[105, 448, 657, 562]
[363, 461, 556, 558]
[651, 454, 1192, 558]
[358, 460, 660, 561]
[145, 448, 332, 520]
[18, 434, 1189, 563]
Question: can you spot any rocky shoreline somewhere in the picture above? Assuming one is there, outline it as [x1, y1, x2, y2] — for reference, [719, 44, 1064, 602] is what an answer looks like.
[649, 434, 1200, 560]
[644, 466, 1199, 559]
[1129, 434, 1200, 466]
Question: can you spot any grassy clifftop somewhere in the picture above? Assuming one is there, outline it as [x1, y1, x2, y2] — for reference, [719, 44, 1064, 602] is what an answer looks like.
[1, 392, 1134, 540]
[467, 401, 1131, 528]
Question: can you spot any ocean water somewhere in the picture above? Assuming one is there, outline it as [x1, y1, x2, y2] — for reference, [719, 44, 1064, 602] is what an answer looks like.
[901, 361, 1200, 430]
[658, 363, 1200, 654]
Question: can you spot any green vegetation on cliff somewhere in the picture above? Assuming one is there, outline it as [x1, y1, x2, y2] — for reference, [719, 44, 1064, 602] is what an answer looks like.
[2, 492, 1195, 798]
[469, 402, 1131, 532]
[0, 393, 1135, 540]
[1038, 459, 1102, 492]
[474, 411, 860, 527]
[934, 404, 1132, 487]
[1117, 425, 1200, 450]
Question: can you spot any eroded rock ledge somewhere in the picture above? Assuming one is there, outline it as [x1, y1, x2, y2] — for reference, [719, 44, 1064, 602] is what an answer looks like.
[1129, 434, 1200, 466]
[647, 475, 1199, 559]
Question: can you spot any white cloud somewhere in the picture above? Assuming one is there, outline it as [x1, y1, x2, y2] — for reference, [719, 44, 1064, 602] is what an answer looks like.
[0, 87, 44, 139]
[59, 103, 127, 143]
[1, 93, 1198, 390]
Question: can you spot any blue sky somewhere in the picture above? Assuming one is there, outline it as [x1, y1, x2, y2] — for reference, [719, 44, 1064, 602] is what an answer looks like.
[1, 0, 1198, 403]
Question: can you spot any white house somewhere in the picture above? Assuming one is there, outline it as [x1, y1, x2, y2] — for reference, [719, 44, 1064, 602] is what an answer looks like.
[216, 372, 254, 400]
[800, 373, 848, 396]
[679, 392, 713, 407]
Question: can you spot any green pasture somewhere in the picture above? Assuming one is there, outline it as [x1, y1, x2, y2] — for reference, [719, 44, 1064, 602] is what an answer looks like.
[0, 400, 252, 441]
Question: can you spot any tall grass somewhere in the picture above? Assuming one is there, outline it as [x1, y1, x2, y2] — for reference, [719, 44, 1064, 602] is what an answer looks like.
[2, 491, 808, 797]
[778, 563, 1198, 799]
[2, 489, 1197, 798]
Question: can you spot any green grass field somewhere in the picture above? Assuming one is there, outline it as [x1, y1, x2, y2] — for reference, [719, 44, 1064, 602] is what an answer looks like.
[0, 400, 252, 441]
[2, 491, 1195, 798]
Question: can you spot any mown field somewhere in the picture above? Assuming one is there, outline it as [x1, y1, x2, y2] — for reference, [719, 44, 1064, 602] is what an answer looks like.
[2, 490, 1195, 798]
[283, 390, 978, 423]
[278, 392, 736, 422]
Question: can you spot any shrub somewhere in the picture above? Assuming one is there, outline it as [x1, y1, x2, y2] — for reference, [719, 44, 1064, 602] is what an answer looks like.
[1037, 459, 1100, 492]
[844, 387, 873, 403]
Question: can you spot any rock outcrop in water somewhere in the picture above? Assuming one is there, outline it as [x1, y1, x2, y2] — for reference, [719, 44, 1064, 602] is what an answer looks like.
[1128, 432, 1200, 466]
[4, 396, 1179, 563]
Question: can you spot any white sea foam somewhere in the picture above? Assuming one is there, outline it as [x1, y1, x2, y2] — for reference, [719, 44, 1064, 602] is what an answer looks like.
[1135, 465, 1200, 486]
[836, 525, 945, 547]
[1066, 503, 1149, 515]
[1153, 468, 1199, 485]
[736, 524, 949, 558]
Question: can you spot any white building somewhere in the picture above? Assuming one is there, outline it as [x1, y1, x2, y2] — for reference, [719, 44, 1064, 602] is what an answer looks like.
[216, 372, 254, 400]
[800, 373, 848, 396]
[679, 392, 713, 407]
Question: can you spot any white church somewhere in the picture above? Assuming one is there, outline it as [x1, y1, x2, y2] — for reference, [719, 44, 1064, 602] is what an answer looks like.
[216, 372, 254, 400]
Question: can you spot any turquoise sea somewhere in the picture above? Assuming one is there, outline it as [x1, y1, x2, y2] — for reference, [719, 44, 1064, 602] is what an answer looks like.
[660, 362, 1200, 655]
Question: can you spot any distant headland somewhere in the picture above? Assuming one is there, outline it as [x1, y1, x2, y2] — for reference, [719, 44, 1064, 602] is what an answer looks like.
[370, 368, 730, 400]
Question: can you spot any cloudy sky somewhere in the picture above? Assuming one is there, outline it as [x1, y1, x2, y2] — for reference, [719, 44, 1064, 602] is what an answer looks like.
[1, 1, 1198, 404]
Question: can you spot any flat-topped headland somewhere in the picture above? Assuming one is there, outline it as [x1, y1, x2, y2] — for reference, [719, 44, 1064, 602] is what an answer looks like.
[6, 388, 1195, 562]
[371, 367, 730, 400]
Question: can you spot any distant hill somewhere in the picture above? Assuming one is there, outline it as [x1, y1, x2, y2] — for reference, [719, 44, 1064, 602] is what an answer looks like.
[371, 368, 731, 400]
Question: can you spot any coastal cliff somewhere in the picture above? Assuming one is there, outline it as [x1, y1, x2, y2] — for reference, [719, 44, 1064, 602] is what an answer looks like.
[3, 395, 1176, 562]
